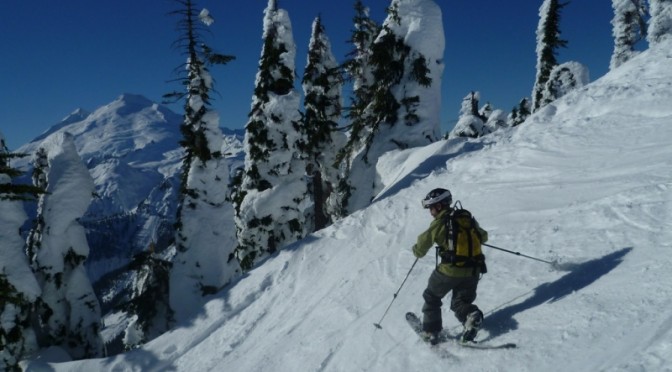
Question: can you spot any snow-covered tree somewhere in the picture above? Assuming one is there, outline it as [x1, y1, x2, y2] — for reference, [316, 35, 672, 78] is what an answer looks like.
[234, 0, 309, 270]
[507, 98, 531, 127]
[483, 109, 509, 135]
[449, 91, 486, 138]
[330, 0, 380, 218]
[165, 0, 240, 322]
[343, 0, 443, 214]
[532, 0, 568, 112]
[610, 0, 648, 70]
[540, 61, 590, 105]
[27, 133, 103, 359]
[122, 248, 172, 350]
[25, 148, 48, 265]
[450, 94, 508, 138]
[0, 132, 41, 372]
[0, 138, 44, 203]
[479, 102, 494, 121]
[299, 16, 345, 231]
[647, 0, 672, 45]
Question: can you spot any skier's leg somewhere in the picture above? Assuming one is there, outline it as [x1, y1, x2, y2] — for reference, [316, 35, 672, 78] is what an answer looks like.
[421, 269, 455, 332]
[449, 276, 479, 324]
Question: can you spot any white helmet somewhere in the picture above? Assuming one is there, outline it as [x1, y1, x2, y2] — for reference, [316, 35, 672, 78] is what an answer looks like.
[421, 188, 452, 209]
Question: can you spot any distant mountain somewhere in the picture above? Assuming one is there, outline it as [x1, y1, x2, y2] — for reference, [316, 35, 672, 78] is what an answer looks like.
[32, 108, 92, 143]
[16, 94, 244, 291]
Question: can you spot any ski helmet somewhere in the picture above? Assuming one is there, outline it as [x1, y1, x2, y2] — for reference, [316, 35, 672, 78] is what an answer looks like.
[422, 188, 452, 209]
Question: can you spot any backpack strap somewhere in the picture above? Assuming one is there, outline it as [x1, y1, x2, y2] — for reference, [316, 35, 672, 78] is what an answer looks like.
[439, 209, 459, 264]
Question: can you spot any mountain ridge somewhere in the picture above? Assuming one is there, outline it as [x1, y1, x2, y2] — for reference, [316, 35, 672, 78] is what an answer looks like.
[15, 93, 244, 287]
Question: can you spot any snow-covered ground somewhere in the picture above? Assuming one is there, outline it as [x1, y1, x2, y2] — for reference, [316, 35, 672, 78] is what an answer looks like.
[22, 39, 672, 372]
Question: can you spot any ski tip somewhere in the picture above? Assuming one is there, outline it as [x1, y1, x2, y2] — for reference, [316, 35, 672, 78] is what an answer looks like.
[479, 341, 517, 348]
[460, 341, 518, 349]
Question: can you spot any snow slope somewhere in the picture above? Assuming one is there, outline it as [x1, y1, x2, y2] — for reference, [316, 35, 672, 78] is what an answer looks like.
[25, 40, 672, 372]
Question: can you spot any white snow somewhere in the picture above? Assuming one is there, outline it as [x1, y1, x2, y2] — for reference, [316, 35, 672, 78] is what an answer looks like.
[21, 36, 672, 372]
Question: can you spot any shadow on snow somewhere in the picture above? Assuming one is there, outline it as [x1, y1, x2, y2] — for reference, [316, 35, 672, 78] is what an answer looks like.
[482, 247, 633, 341]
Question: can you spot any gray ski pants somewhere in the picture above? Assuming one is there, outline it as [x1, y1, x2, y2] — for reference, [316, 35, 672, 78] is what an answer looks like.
[421, 269, 480, 333]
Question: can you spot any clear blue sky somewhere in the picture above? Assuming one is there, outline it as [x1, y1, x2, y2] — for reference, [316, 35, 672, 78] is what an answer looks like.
[0, 0, 615, 150]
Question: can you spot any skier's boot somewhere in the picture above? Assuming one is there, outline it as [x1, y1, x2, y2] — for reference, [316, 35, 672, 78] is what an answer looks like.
[460, 310, 483, 343]
[421, 330, 440, 345]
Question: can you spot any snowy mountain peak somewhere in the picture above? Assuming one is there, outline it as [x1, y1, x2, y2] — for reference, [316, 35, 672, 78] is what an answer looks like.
[104, 93, 161, 116]
[32, 108, 92, 143]
[19, 94, 183, 162]
[61, 108, 91, 124]
[116, 93, 154, 105]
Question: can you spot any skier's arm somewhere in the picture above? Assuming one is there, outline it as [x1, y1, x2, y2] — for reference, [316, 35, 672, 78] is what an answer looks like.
[412, 230, 433, 258]
[412, 218, 442, 258]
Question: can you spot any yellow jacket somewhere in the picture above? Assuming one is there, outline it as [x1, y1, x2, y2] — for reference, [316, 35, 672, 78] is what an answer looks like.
[412, 208, 488, 277]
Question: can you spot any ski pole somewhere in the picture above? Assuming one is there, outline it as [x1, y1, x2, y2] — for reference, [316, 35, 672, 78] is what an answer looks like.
[374, 257, 419, 330]
[483, 243, 555, 265]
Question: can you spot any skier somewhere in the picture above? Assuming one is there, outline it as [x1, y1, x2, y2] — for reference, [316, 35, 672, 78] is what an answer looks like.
[413, 188, 488, 345]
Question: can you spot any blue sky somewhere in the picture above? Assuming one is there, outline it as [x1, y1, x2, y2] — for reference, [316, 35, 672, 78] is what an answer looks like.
[0, 0, 616, 150]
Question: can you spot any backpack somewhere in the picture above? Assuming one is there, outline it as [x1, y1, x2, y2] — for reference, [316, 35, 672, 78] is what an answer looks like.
[439, 202, 487, 275]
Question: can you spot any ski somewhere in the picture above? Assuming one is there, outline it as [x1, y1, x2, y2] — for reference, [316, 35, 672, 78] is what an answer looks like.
[405, 312, 450, 345]
[405, 312, 453, 358]
[406, 312, 517, 350]
[458, 340, 517, 350]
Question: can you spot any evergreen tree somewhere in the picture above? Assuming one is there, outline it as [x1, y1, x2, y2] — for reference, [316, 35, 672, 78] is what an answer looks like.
[299, 16, 345, 231]
[449, 91, 486, 138]
[27, 133, 104, 359]
[165, 0, 240, 322]
[330, 0, 380, 219]
[344, 0, 443, 214]
[25, 148, 48, 265]
[483, 109, 509, 135]
[647, 0, 672, 45]
[0, 132, 41, 372]
[365, 0, 440, 148]
[507, 98, 531, 127]
[478, 102, 493, 121]
[0, 138, 44, 202]
[540, 61, 590, 106]
[610, 0, 648, 70]
[532, 0, 568, 112]
[234, 0, 308, 270]
[122, 247, 172, 350]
